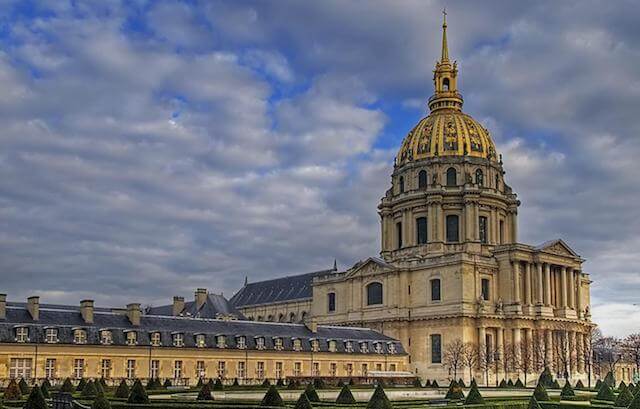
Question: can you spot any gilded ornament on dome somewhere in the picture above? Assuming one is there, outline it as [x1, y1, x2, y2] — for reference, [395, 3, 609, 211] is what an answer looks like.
[465, 119, 483, 152]
[444, 117, 458, 151]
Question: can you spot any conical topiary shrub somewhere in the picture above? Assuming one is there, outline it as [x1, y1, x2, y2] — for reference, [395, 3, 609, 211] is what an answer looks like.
[4, 378, 23, 400]
[575, 379, 585, 389]
[294, 392, 313, 409]
[213, 378, 224, 391]
[81, 380, 98, 399]
[163, 379, 172, 388]
[76, 378, 87, 392]
[604, 372, 616, 388]
[232, 378, 239, 388]
[627, 387, 640, 409]
[95, 380, 105, 397]
[24, 385, 47, 409]
[464, 382, 484, 405]
[445, 380, 464, 400]
[508, 379, 514, 388]
[92, 394, 112, 409]
[432, 380, 439, 388]
[61, 377, 74, 393]
[515, 378, 525, 388]
[197, 381, 213, 401]
[551, 380, 561, 389]
[336, 384, 356, 404]
[560, 381, 575, 399]
[287, 380, 297, 389]
[127, 379, 149, 404]
[538, 367, 554, 388]
[19, 378, 30, 395]
[595, 379, 602, 389]
[620, 381, 627, 391]
[596, 382, 615, 402]
[99, 378, 108, 390]
[458, 378, 466, 388]
[40, 381, 50, 399]
[261, 385, 285, 407]
[313, 378, 325, 389]
[304, 383, 320, 402]
[276, 378, 285, 387]
[471, 378, 478, 388]
[262, 379, 271, 387]
[425, 379, 432, 387]
[528, 396, 542, 409]
[413, 378, 422, 388]
[499, 379, 508, 388]
[533, 383, 549, 402]
[42, 379, 51, 390]
[614, 384, 634, 407]
[367, 384, 392, 409]
[196, 378, 204, 388]
[115, 379, 130, 398]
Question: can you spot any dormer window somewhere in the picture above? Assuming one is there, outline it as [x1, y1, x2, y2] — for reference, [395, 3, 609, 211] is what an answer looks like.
[345, 341, 354, 353]
[45, 328, 58, 343]
[216, 335, 226, 348]
[100, 330, 113, 345]
[173, 333, 184, 347]
[126, 331, 137, 346]
[328, 340, 337, 352]
[16, 327, 29, 343]
[196, 334, 206, 348]
[374, 342, 383, 354]
[360, 342, 369, 353]
[388, 342, 397, 354]
[274, 337, 283, 351]
[293, 338, 302, 352]
[256, 337, 265, 350]
[150, 332, 161, 346]
[311, 339, 320, 352]
[74, 329, 87, 344]
[236, 336, 246, 349]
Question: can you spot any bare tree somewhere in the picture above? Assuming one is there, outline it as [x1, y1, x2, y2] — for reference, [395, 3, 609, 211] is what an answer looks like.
[461, 342, 479, 383]
[517, 336, 535, 385]
[554, 332, 571, 380]
[594, 335, 623, 376]
[624, 333, 640, 375]
[477, 341, 496, 387]
[583, 327, 601, 388]
[532, 332, 549, 375]
[443, 339, 466, 381]
[503, 342, 519, 381]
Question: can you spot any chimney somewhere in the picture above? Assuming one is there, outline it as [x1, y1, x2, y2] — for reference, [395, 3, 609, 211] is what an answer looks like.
[0, 294, 6, 320]
[195, 288, 207, 310]
[172, 296, 184, 316]
[80, 300, 94, 324]
[126, 303, 141, 326]
[27, 296, 39, 321]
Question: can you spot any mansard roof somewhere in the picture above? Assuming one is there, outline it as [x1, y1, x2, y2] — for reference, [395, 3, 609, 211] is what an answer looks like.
[0, 304, 404, 354]
[230, 267, 336, 308]
[147, 293, 245, 319]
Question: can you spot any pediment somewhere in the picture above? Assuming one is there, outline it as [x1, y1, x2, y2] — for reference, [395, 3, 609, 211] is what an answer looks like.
[345, 257, 395, 278]
[535, 239, 579, 258]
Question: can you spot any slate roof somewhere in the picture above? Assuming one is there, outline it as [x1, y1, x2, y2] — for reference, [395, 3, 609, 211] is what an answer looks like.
[230, 268, 336, 308]
[0, 305, 405, 355]
[147, 293, 245, 320]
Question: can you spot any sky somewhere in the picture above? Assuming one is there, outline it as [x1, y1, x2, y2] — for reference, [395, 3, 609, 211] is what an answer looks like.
[0, 0, 639, 337]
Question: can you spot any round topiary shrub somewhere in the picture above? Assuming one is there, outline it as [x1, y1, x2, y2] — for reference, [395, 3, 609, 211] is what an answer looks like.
[114, 380, 130, 398]
[127, 379, 149, 404]
[260, 385, 284, 407]
[367, 384, 392, 409]
[304, 383, 320, 402]
[4, 378, 23, 400]
[336, 384, 356, 404]
[464, 382, 484, 405]
[197, 382, 213, 401]
[24, 385, 47, 409]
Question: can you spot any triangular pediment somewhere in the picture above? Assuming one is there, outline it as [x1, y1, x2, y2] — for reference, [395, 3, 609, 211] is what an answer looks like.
[345, 257, 395, 278]
[535, 239, 580, 258]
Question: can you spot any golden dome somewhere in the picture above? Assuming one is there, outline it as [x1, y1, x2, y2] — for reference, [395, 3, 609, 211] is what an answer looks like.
[396, 12, 498, 166]
[396, 110, 497, 165]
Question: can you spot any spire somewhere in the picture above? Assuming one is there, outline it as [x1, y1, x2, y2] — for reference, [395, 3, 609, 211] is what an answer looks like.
[333, 259, 337, 271]
[441, 8, 449, 62]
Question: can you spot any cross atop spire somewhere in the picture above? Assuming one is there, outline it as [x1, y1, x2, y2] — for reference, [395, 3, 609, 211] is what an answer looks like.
[441, 8, 449, 62]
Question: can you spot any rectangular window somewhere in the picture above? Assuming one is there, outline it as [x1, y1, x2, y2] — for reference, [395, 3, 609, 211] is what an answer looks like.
[237, 361, 246, 379]
[101, 359, 112, 379]
[430, 334, 442, 364]
[293, 362, 302, 377]
[275, 362, 283, 379]
[10, 358, 32, 379]
[196, 361, 206, 379]
[328, 340, 337, 352]
[479, 216, 488, 244]
[45, 358, 56, 379]
[217, 361, 226, 378]
[101, 330, 112, 345]
[74, 329, 87, 344]
[150, 360, 160, 379]
[173, 333, 184, 347]
[330, 362, 337, 377]
[328, 292, 336, 312]
[376, 363, 382, 371]
[361, 363, 368, 376]
[431, 279, 441, 301]
[74, 359, 84, 379]
[311, 339, 319, 352]
[256, 337, 265, 350]
[256, 361, 265, 379]
[126, 331, 137, 346]
[16, 327, 28, 343]
[196, 334, 206, 348]
[126, 359, 136, 379]
[446, 215, 459, 243]
[293, 338, 302, 351]
[389, 363, 397, 371]
[345, 341, 353, 353]
[237, 336, 246, 349]
[216, 335, 225, 348]
[360, 342, 368, 353]
[274, 337, 283, 350]
[45, 328, 58, 343]
[173, 360, 182, 379]
[481, 278, 491, 301]
[396, 222, 403, 249]
[499, 220, 505, 244]
[416, 217, 428, 244]
[151, 332, 161, 346]
[346, 363, 353, 376]
[313, 362, 320, 377]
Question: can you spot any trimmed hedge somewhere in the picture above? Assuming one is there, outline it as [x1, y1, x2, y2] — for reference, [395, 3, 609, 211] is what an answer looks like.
[260, 385, 284, 407]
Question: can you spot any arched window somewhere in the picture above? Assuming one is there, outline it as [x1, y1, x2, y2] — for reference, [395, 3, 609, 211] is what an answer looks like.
[289, 312, 297, 323]
[475, 169, 484, 186]
[446, 214, 459, 242]
[398, 176, 405, 193]
[418, 170, 428, 189]
[430, 279, 441, 301]
[300, 311, 307, 322]
[278, 313, 285, 322]
[328, 292, 336, 312]
[442, 78, 450, 91]
[416, 217, 427, 244]
[366, 282, 383, 305]
[267, 314, 274, 322]
[446, 167, 457, 186]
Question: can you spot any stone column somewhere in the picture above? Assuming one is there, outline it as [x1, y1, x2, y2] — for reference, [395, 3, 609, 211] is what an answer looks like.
[513, 328, 522, 364]
[525, 328, 534, 380]
[511, 211, 518, 243]
[544, 264, 552, 306]
[576, 271, 583, 318]
[536, 263, 544, 305]
[513, 261, 521, 304]
[545, 330, 553, 370]
[437, 204, 445, 242]
[568, 270, 575, 309]
[524, 263, 532, 306]
[474, 203, 480, 241]
[561, 266, 568, 308]
[465, 202, 473, 241]
[577, 331, 585, 373]
[569, 331, 577, 376]
[496, 327, 504, 379]
[490, 207, 497, 244]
